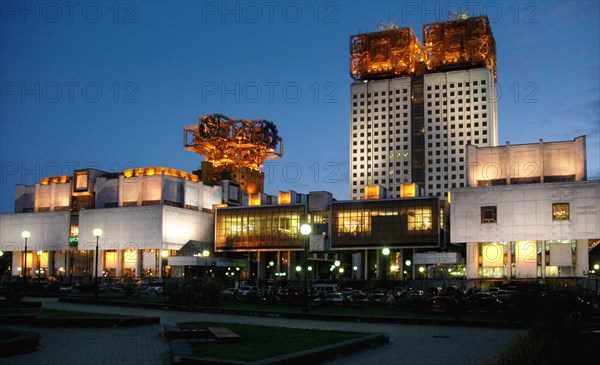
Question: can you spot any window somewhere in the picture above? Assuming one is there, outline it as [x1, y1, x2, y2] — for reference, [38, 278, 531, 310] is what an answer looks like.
[552, 203, 570, 221]
[481, 206, 497, 223]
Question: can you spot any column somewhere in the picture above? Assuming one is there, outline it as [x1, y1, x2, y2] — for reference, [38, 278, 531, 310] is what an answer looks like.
[576, 239, 589, 278]
[286, 250, 291, 278]
[66, 250, 71, 278]
[506, 242, 512, 279]
[246, 253, 252, 281]
[466, 242, 479, 279]
[116, 250, 122, 277]
[257, 251, 265, 281]
[136, 250, 143, 278]
[48, 251, 55, 276]
[412, 248, 416, 279]
[541, 240, 546, 280]
[363, 250, 368, 280]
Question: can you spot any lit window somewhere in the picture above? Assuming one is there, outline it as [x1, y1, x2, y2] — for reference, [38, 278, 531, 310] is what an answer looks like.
[552, 203, 570, 221]
[481, 206, 497, 224]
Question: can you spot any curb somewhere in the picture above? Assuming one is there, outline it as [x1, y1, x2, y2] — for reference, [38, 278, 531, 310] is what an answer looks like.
[0, 314, 160, 327]
[59, 297, 527, 328]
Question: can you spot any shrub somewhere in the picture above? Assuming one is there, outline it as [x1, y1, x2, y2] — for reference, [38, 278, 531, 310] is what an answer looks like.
[165, 276, 221, 306]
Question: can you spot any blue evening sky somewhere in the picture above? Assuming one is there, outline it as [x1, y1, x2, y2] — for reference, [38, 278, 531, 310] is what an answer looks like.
[1, 1, 599, 213]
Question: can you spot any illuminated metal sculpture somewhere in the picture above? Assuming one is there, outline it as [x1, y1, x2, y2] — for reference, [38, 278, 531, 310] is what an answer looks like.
[350, 15, 496, 81]
[423, 16, 496, 80]
[184, 114, 283, 170]
[350, 27, 423, 80]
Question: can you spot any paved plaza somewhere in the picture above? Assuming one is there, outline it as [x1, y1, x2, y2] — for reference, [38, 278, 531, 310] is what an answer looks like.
[1, 298, 523, 365]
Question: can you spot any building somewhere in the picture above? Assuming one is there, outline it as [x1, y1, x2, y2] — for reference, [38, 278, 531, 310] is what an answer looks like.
[451, 137, 600, 280]
[214, 188, 453, 281]
[0, 167, 222, 279]
[350, 16, 498, 200]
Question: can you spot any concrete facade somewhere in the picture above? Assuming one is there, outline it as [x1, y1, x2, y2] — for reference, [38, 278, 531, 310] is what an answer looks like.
[0, 167, 222, 279]
[350, 67, 498, 200]
[452, 180, 599, 279]
[467, 136, 586, 186]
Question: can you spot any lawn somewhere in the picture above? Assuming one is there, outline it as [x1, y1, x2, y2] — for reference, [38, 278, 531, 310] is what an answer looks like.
[179, 321, 366, 362]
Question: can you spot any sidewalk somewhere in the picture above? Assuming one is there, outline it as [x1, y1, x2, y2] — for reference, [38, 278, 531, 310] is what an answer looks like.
[1, 298, 523, 365]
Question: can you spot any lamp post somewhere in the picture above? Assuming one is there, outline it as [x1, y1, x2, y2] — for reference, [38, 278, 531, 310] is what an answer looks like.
[92, 228, 103, 299]
[382, 248, 390, 290]
[161, 250, 169, 278]
[594, 264, 599, 296]
[37, 250, 42, 284]
[202, 249, 210, 277]
[419, 266, 425, 292]
[21, 231, 30, 287]
[161, 250, 169, 297]
[300, 223, 311, 313]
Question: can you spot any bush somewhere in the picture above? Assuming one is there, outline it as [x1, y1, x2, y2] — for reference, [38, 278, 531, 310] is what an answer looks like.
[488, 312, 592, 365]
[4, 281, 24, 301]
[165, 277, 221, 306]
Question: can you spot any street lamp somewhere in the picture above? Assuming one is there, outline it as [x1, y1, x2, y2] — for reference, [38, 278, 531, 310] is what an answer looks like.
[300, 223, 311, 313]
[594, 264, 600, 296]
[92, 228, 103, 299]
[21, 231, 31, 286]
[202, 249, 210, 277]
[382, 248, 390, 289]
[37, 250, 42, 284]
[161, 250, 169, 278]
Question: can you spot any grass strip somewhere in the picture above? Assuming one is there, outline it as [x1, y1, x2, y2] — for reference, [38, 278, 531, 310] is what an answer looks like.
[179, 321, 366, 362]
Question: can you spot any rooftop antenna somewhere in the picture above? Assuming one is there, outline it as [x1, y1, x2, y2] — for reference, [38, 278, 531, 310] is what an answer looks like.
[377, 19, 398, 31]
[448, 10, 469, 20]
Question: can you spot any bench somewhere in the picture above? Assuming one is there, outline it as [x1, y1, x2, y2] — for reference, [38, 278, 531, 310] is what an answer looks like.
[207, 327, 240, 342]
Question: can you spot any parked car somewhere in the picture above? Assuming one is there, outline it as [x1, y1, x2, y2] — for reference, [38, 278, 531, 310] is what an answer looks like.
[362, 292, 390, 305]
[538, 292, 596, 317]
[463, 293, 505, 312]
[314, 292, 344, 303]
[237, 286, 258, 301]
[278, 288, 304, 304]
[396, 291, 428, 311]
[221, 287, 238, 300]
[427, 296, 460, 313]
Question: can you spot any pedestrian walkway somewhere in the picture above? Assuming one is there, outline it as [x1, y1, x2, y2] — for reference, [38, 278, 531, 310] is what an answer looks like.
[1, 298, 523, 365]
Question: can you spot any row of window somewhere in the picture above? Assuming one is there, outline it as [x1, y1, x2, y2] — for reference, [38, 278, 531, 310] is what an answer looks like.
[353, 105, 488, 115]
[480, 203, 570, 224]
[351, 79, 488, 100]
[426, 80, 487, 90]
[352, 89, 410, 99]
[353, 96, 409, 106]
[352, 117, 410, 125]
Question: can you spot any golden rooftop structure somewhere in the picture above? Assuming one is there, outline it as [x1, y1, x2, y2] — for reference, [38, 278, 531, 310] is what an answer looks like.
[184, 114, 283, 171]
[350, 26, 423, 80]
[350, 15, 496, 81]
[423, 15, 496, 80]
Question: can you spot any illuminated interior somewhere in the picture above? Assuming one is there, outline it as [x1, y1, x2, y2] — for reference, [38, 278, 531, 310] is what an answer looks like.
[123, 167, 199, 182]
[400, 183, 417, 198]
[41, 175, 71, 185]
[331, 199, 443, 248]
[216, 205, 306, 251]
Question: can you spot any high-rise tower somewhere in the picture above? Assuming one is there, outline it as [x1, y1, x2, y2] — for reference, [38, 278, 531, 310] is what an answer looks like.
[349, 15, 498, 199]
